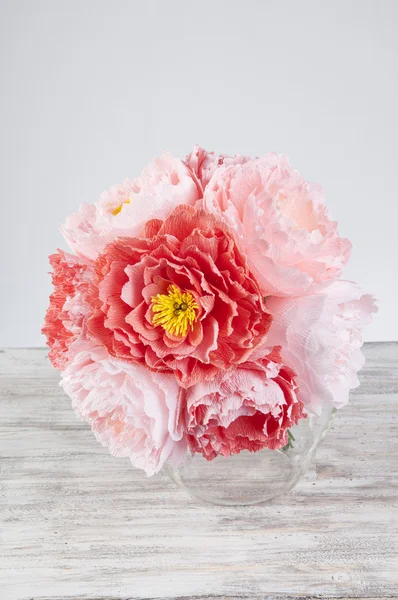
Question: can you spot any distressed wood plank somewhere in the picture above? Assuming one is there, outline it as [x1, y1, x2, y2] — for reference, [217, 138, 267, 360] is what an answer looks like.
[0, 343, 397, 600]
[25, 597, 398, 600]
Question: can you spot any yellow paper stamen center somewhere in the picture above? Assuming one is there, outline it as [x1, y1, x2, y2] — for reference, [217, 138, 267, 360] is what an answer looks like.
[112, 198, 131, 216]
[151, 284, 199, 337]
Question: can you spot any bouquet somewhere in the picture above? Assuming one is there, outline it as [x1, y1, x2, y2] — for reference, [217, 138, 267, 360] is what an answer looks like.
[43, 146, 376, 476]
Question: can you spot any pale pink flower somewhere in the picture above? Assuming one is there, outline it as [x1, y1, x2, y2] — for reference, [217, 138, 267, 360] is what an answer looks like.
[62, 153, 200, 260]
[60, 340, 187, 476]
[185, 349, 304, 459]
[264, 280, 377, 413]
[202, 152, 352, 296]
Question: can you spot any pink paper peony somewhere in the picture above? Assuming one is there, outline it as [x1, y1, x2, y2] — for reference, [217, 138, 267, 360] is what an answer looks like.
[60, 340, 187, 476]
[86, 204, 272, 387]
[62, 153, 200, 260]
[185, 349, 304, 460]
[202, 150, 352, 296]
[265, 280, 377, 413]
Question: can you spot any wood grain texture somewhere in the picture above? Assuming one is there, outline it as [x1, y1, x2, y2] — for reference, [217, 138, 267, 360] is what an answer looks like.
[0, 343, 397, 600]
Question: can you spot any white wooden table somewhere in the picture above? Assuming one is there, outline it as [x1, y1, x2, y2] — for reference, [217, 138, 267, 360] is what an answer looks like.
[0, 343, 397, 600]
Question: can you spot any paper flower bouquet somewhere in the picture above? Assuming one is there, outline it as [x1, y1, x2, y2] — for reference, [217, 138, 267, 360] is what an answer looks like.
[43, 146, 376, 495]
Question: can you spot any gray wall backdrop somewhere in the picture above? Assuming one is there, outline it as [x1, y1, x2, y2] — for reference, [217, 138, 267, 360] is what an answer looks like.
[1, 0, 397, 345]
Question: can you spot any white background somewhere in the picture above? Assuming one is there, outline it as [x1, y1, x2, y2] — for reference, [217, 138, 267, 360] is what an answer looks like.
[1, 0, 397, 345]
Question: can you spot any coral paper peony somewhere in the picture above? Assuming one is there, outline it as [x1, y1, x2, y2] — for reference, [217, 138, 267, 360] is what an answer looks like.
[42, 250, 93, 369]
[86, 204, 272, 387]
[43, 145, 376, 477]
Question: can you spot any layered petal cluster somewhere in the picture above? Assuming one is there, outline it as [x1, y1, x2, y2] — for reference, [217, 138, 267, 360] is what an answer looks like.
[201, 151, 352, 296]
[87, 204, 272, 386]
[186, 349, 304, 459]
[42, 145, 376, 476]
[62, 153, 200, 260]
[60, 341, 187, 475]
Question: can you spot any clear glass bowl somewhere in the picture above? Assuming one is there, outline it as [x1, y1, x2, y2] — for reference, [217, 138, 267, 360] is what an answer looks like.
[167, 407, 335, 505]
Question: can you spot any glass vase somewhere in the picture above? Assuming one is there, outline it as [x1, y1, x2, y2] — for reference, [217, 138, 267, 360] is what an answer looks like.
[167, 406, 335, 506]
